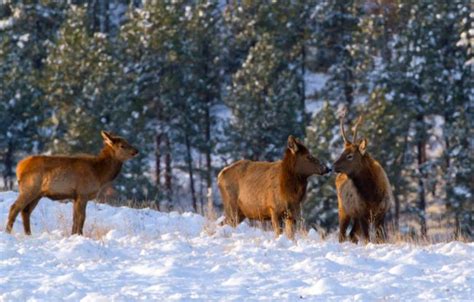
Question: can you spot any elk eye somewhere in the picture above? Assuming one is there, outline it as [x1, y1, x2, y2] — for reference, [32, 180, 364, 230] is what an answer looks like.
[346, 154, 353, 160]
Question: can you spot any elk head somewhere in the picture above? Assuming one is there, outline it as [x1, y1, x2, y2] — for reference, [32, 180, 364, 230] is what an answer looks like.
[333, 112, 368, 176]
[287, 135, 330, 176]
[101, 131, 139, 161]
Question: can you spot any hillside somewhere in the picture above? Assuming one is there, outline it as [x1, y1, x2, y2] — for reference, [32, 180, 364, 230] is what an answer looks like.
[0, 192, 472, 301]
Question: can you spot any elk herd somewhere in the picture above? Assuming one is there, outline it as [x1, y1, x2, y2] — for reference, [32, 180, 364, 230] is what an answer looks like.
[5, 111, 393, 244]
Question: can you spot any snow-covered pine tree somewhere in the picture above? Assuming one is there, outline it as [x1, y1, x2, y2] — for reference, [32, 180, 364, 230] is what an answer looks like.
[353, 1, 402, 230]
[313, 0, 361, 108]
[223, 2, 312, 161]
[120, 2, 225, 211]
[43, 6, 118, 152]
[181, 1, 224, 212]
[381, 0, 436, 237]
[432, 0, 473, 239]
[0, 3, 66, 189]
[42, 5, 151, 202]
[304, 102, 339, 232]
[382, 0, 473, 238]
[303, 0, 364, 232]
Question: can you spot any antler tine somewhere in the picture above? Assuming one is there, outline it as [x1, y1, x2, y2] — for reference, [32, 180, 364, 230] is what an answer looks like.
[352, 115, 364, 143]
[339, 109, 350, 144]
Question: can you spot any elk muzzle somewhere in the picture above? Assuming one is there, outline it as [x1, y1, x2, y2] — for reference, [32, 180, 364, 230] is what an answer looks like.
[321, 164, 331, 175]
[333, 160, 343, 173]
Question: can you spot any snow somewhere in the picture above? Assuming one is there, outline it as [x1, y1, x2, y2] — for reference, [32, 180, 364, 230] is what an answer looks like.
[304, 72, 329, 116]
[0, 17, 14, 30]
[305, 101, 324, 117]
[0, 191, 473, 301]
[305, 72, 328, 97]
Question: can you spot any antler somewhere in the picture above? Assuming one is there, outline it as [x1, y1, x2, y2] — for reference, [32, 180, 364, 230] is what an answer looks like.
[339, 109, 350, 144]
[352, 115, 364, 143]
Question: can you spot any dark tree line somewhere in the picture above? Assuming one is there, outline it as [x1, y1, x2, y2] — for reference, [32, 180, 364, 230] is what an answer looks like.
[0, 0, 472, 239]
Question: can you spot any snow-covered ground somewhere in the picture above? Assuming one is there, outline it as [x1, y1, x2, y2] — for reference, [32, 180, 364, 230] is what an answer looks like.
[0, 191, 472, 301]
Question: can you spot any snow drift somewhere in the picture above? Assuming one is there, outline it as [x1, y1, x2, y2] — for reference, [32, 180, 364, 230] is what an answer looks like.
[0, 191, 472, 301]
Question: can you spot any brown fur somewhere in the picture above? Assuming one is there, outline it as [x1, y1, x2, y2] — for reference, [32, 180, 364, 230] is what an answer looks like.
[217, 136, 330, 238]
[334, 115, 393, 244]
[6, 131, 138, 236]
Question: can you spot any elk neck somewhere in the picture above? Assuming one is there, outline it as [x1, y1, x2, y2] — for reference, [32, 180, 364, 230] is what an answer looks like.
[349, 155, 385, 204]
[96, 145, 123, 184]
[280, 150, 308, 203]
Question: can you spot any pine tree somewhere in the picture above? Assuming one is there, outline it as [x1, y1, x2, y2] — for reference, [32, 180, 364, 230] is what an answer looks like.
[361, 92, 411, 231]
[182, 1, 224, 211]
[120, 1, 226, 210]
[43, 6, 115, 152]
[223, 2, 312, 161]
[382, 0, 473, 237]
[433, 0, 473, 238]
[42, 5, 152, 201]
[313, 0, 361, 107]
[0, 3, 66, 189]
[304, 102, 339, 232]
[382, 0, 435, 237]
[303, 0, 365, 232]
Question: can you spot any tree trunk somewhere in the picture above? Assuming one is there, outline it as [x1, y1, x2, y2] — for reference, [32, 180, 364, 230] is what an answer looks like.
[393, 131, 409, 232]
[339, 2, 354, 107]
[87, 0, 99, 33]
[204, 104, 212, 192]
[99, 0, 109, 33]
[198, 153, 204, 215]
[416, 114, 427, 238]
[300, 41, 307, 133]
[381, 4, 392, 64]
[394, 194, 400, 231]
[454, 214, 460, 240]
[200, 39, 213, 195]
[164, 134, 172, 208]
[184, 133, 197, 212]
[443, 133, 456, 238]
[155, 133, 162, 211]
[3, 141, 14, 191]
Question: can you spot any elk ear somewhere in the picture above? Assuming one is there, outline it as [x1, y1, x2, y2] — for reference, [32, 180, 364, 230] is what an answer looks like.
[358, 138, 368, 155]
[101, 131, 114, 146]
[287, 135, 298, 155]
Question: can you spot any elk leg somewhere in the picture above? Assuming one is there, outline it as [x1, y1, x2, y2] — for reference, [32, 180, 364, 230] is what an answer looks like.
[349, 219, 360, 244]
[359, 218, 370, 244]
[224, 206, 243, 227]
[21, 197, 41, 235]
[284, 213, 296, 240]
[234, 209, 245, 226]
[72, 197, 88, 235]
[76, 198, 88, 236]
[6, 193, 37, 234]
[338, 213, 351, 242]
[77, 200, 88, 235]
[222, 189, 240, 227]
[374, 214, 387, 243]
[270, 208, 282, 236]
[285, 206, 301, 240]
[224, 212, 237, 227]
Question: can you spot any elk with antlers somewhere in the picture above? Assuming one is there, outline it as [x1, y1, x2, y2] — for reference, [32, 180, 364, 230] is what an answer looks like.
[333, 111, 393, 243]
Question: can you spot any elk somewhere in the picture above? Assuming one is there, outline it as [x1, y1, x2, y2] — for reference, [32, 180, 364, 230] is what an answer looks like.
[5, 131, 138, 236]
[334, 112, 393, 243]
[217, 135, 330, 238]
